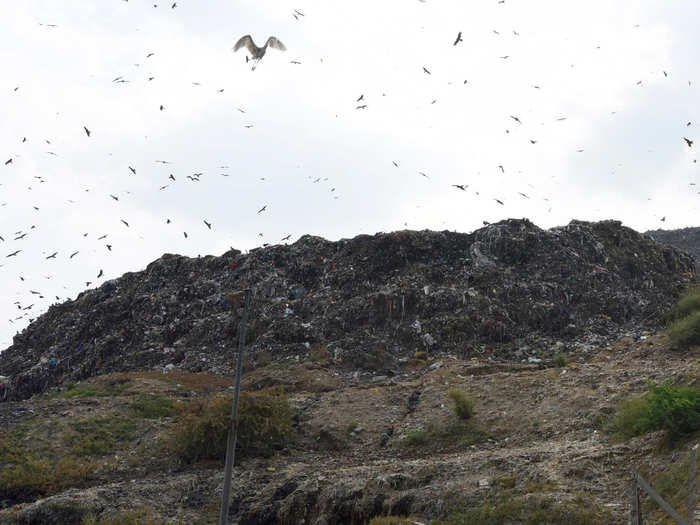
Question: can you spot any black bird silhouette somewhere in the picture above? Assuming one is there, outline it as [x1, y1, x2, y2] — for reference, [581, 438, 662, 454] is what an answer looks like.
[498, 165, 504, 173]
[106, 244, 112, 251]
[684, 137, 693, 147]
[160, 105, 164, 111]
[83, 126, 91, 137]
[517, 192, 530, 199]
[183, 232, 188, 238]
[529, 140, 537, 144]
[6, 250, 20, 257]
[110, 195, 119, 201]
[128, 166, 136, 174]
[419, 172, 429, 178]
[98, 234, 107, 240]
[203, 220, 211, 229]
[5, 158, 12, 165]
[97, 269, 104, 278]
[257, 205, 267, 213]
[86, 281, 91, 287]
[121, 219, 129, 227]
[171, 2, 176, 7]
[69, 251, 79, 258]
[356, 104, 368, 110]
[494, 199, 504, 205]
[510, 116, 522, 124]
[46, 252, 57, 259]
[452, 184, 467, 191]
[422, 66, 431, 74]
[392, 161, 399, 168]
[661, 216, 666, 222]
[453, 32, 462, 46]
[357, 94, 364, 102]
[169, 174, 176, 181]
[281, 234, 291, 241]
[166, 219, 171, 224]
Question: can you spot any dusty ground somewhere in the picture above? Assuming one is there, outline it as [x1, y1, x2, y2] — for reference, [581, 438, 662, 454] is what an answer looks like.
[1, 331, 699, 524]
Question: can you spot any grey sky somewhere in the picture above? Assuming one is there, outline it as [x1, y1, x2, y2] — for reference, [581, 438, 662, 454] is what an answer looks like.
[2, 0, 699, 350]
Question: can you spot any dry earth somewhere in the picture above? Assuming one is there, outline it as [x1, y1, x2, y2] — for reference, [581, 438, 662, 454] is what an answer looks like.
[1, 331, 700, 524]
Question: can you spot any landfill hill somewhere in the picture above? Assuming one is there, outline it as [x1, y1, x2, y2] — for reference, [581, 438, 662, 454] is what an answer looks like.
[0, 218, 696, 402]
[1, 218, 700, 524]
[646, 226, 700, 261]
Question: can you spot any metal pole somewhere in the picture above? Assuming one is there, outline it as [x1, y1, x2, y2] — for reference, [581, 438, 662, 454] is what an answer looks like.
[690, 444, 698, 525]
[631, 474, 641, 525]
[219, 289, 252, 525]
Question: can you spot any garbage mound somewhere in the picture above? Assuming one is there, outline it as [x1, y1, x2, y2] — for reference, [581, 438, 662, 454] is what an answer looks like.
[646, 226, 700, 261]
[0, 219, 696, 401]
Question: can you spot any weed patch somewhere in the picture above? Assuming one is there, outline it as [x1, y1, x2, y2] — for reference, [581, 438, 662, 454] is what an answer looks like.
[668, 311, 700, 348]
[65, 415, 135, 457]
[171, 388, 295, 464]
[130, 394, 178, 419]
[402, 421, 484, 450]
[447, 388, 474, 421]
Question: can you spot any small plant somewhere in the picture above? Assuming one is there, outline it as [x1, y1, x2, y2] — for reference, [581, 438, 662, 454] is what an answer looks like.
[448, 388, 474, 420]
[668, 311, 700, 348]
[665, 286, 700, 323]
[368, 516, 426, 525]
[130, 394, 178, 419]
[402, 421, 484, 450]
[171, 388, 295, 464]
[608, 382, 700, 441]
[66, 415, 135, 457]
[554, 353, 568, 367]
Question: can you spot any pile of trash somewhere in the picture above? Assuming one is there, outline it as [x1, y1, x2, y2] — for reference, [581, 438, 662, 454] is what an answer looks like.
[0, 219, 696, 401]
[647, 226, 700, 262]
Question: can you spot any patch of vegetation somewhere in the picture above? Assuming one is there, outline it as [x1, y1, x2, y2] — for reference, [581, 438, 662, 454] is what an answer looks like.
[0, 429, 96, 504]
[82, 508, 181, 525]
[171, 388, 295, 464]
[368, 517, 426, 525]
[129, 394, 178, 419]
[554, 353, 568, 367]
[403, 421, 484, 450]
[665, 286, 700, 323]
[448, 388, 475, 421]
[433, 489, 613, 525]
[47, 384, 100, 400]
[639, 452, 700, 525]
[65, 415, 136, 457]
[608, 382, 700, 441]
[668, 311, 700, 348]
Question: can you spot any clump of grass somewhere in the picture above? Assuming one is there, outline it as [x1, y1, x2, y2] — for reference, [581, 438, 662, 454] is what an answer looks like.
[402, 421, 484, 450]
[433, 490, 613, 525]
[608, 381, 700, 441]
[448, 388, 474, 420]
[668, 311, 700, 348]
[369, 517, 426, 525]
[554, 353, 568, 367]
[130, 394, 178, 419]
[82, 509, 179, 525]
[66, 415, 135, 457]
[665, 286, 700, 323]
[171, 388, 295, 464]
[0, 430, 96, 504]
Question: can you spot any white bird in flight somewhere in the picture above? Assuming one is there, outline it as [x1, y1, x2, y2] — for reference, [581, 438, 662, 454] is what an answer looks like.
[233, 35, 286, 70]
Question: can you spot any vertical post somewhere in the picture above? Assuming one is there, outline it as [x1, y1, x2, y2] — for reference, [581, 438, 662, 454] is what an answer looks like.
[630, 474, 641, 525]
[219, 289, 252, 525]
[690, 444, 698, 525]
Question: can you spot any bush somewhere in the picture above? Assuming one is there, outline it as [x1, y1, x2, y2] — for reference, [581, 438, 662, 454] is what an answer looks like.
[448, 388, 474, 420]
[402, 421, 484, 450]
[668, 311, 700, 348]
[554, 353, 568, 367]
[608, 382, 700, 441]
[665, 286, 700, 322]
[130, 394, 178, 419]
[172, 388, 295, 464]
[66, 415, 135, 457]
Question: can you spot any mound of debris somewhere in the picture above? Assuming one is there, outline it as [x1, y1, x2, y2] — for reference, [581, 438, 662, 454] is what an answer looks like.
[646, 226, 700, 261]
[0, 219, 696, 401]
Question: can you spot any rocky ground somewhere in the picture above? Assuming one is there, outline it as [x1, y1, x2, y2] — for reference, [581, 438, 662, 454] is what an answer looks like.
[1, 330, 700, 524]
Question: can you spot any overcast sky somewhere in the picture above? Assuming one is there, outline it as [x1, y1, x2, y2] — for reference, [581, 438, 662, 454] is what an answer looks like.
[1, 0, 699, 350]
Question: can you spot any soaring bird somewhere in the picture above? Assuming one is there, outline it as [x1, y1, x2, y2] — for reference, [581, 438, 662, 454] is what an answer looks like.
[233, 35, 286, 69]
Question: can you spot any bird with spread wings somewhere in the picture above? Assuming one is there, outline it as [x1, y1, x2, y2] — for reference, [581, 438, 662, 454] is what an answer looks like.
[233, 35, 286, 70]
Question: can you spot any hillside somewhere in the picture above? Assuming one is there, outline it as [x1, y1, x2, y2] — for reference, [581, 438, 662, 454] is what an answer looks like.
[1, 219, 700, 525]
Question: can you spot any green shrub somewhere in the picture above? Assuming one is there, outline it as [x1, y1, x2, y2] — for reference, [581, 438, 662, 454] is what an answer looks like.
[665, 286, 700, 322]
[368, 517, 425, 525]
[448, 388, 474, 420]
[642, 382, 700, 438]
[66, 415, 135, 456]
[130, 394, 178, 419]
[668, 311, 700, 348]
[554, 353, 568, 367]
[608, 382, 700, 441]
[172, 388, 295, 464]
[402, 421, 484, 449]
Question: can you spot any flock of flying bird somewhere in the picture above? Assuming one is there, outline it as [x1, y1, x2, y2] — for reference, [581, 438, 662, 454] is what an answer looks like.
[1, 2, 699, 344]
